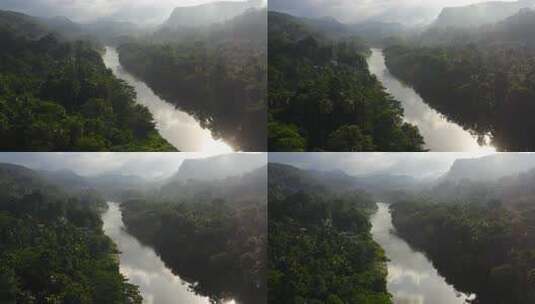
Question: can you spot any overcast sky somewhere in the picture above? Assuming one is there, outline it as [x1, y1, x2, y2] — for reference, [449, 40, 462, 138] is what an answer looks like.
[270, 0, 519, 25]
[0, 0, 263, 24]
[0, 152, 264, 179]
[269, 152, 497, 179]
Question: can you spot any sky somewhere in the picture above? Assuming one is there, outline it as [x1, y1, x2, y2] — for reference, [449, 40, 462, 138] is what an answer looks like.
[269, 152, 496, 179]
[0, 0, 264, 24]
[270, 0, 519, 25]
[0, 152, 263, 179]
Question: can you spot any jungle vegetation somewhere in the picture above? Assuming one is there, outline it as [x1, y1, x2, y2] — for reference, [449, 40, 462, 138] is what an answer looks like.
[0, 25, 175, 151]
[268, 12, 424, 152]
[268, 163, 392, 304]
[0, 163, 142, 303]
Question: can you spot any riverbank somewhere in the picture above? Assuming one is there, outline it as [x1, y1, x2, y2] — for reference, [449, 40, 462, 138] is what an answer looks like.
[101, 202, 210, 304]
[367, 49, 494, 152]
[370, 203, 472, 304]
[102, 47, 232, 153]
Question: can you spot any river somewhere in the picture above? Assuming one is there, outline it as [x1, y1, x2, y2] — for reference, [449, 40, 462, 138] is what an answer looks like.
[367, 49, 495, 152]
[102, 47, 232, 153]
[101, 202, 211, 304]
[370, 203, 474, 304]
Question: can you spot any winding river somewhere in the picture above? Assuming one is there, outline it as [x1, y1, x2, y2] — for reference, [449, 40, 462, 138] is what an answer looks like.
[367, 49, 495, 152]
[102, 47, 232, 153]
[101, 202, 211, 304]
[370, 203, 474, 304]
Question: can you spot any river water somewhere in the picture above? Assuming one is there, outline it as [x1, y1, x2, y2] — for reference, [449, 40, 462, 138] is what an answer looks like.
[367, 49, 495, 152]
[101, 202, 211, 304]
[102, 47, 232, 153]
[370, 203, 473, 304]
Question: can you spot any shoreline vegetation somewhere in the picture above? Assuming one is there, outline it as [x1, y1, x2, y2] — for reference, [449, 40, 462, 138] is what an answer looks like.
[0, 24, 176, 151]
[268, 11, 425, 152]
[268, 163, 392, 304]
[0, 163, 142, 303]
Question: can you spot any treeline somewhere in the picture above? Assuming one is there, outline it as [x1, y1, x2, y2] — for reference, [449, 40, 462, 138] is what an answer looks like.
[391, 198, 535, 304]
[384, 45, 535, 151]
[0, 164, 142, 303]
[268, 12, 424, 152]
[268, 163, 391, 303]
[117, 10, 267, 151]
[120, 177, 267, 304]
[0, 28, 175, 151]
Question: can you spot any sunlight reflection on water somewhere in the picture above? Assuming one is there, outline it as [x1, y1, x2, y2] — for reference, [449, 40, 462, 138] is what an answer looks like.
[102, 47, 233, 153]
[102, 202, 211, 304]
[371, 203, 474, 304]
[367, 49, 495, 153]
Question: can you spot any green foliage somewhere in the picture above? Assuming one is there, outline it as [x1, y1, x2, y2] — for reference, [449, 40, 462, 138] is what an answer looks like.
[0, 164, 142, 304]
[268, 12, 424, 152]
[269, 188, 391, 304]
[117, 29, 267, 151]
[0, 28, 175, 151]
[384, 44, 535, 151]
[121, 196, 267, 304]
[391, 201, 535, 304]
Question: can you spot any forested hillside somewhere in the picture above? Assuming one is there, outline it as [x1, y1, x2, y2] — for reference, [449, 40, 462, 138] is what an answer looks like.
[117, 9, 267, 151]
[268, 163, 391, 303]
[120, 167, 267, 304]
[390, 168, 535, 304]
[384, 9, 535, 151]
[268, 12, 424, 152]
[0, 163, 142, 303]
[0, 18, 175, 151]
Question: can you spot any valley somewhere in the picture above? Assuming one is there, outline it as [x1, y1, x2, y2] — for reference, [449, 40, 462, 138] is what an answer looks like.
[268, 152, 535, 304]
[0, 152, 267, 304]
[0, 0, 266, 152]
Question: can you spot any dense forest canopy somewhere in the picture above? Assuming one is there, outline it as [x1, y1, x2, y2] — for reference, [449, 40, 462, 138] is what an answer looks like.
[268, 11, 424, 152]
[120, 166, 267, 304]
[268, 163, 391, 303]
[117, 8, 267, 151]
[0, 163, 142, 303]
[0, 16, 175, 151]
[382, 7, 535, 151]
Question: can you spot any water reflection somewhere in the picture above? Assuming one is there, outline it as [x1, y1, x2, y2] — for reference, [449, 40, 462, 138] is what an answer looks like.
[370, 203, 473, 304]
[367, 49, 495, 152]
[101, 202, 210, 304]
[102, 47, 233, 153]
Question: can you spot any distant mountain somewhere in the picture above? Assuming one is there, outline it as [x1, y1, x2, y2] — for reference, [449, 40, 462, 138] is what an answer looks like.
[158, 165, 267, 205]
[171, 153, 266, 182]
[488, 8, 535, 45]
[0, 10, 49, 38]
[162, 0, 263, 29]
[268, 163, 419, 200]
[432, 0, 535, 28]
[442, 153, 535, 182]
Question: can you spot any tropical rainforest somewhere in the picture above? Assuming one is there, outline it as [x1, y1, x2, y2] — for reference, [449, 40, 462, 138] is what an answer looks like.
[268, 163, 391, 303]
[0, 163, 142, 303]
[0, 15, 175, 151]
[389, 156, 535, 304]
[117, 8, 267, 151]
[383, 8, 535, 151]
[268, 12, 424, 152]
[119, 162, 267, 304]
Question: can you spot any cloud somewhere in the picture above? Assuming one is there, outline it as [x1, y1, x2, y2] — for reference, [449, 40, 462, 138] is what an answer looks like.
[269, 0, 518, 24]
[0, 152, 259, 179]
[269, 152, 495, 179]
[0, 0, 251, 24]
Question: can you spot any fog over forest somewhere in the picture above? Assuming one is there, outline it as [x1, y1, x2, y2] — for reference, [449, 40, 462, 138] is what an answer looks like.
[269, 152, 499, 178]
[0, 152, 265, 178]
[270, 0, 519, 25]
[0, 0, 266, 24]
